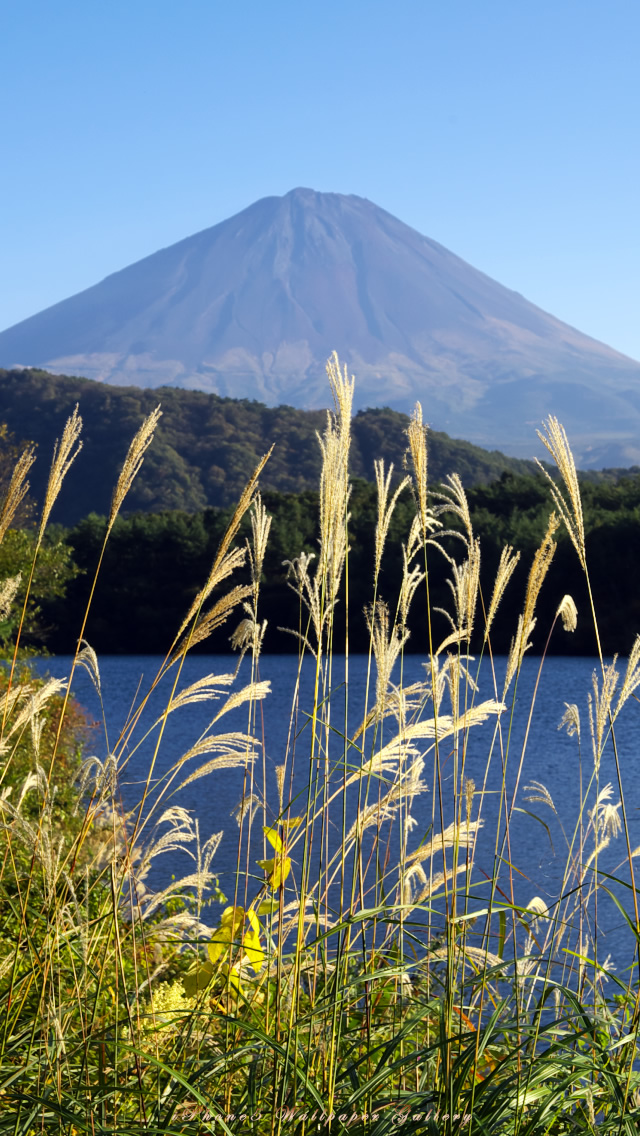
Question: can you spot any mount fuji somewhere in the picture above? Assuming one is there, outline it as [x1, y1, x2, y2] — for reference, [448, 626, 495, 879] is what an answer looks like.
[2, 188, 640, 465]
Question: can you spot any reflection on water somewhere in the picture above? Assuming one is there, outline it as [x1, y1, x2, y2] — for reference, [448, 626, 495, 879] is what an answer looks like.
[36, 653, 640, 968]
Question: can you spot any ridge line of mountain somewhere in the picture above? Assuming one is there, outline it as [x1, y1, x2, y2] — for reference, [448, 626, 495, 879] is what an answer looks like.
[1, 367, 636, 529]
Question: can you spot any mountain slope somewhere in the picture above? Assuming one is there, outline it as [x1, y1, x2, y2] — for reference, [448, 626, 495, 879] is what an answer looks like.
[1, 188, 639, 464]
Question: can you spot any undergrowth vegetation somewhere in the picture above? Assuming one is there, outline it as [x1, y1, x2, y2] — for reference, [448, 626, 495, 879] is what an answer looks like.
[1, 354, 640, 1134]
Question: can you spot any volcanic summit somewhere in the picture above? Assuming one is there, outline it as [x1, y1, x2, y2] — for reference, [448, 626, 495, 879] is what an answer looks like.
[2, 188, 640, 464]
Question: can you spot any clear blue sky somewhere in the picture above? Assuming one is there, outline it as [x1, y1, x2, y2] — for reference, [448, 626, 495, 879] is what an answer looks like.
[3, 0, 639, 360]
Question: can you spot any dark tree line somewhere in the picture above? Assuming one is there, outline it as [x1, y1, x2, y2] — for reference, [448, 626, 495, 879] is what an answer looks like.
[39, 473, 640, 657]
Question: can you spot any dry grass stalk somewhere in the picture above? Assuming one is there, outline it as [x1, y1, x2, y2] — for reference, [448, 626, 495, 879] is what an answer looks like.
[536, 415, 586, 569]
[504, 513, 558, 691]
[172, 583, 253, 659]
[398, 547, 425, 630]
[165, 672, 235, 715]
[436, 473, 474, 547]
[485, 545, 520, 636]
[248, 492, 272, 590]
[0, 444, 36, 545]
[558, 702, 581, 740]
[210, 679, 271, 721]
[504, 613, 536, 692]
[0, 574, 21, 622]
[75, 640, 102, 695]
[615, 634, 640, 715]
[524, 780, 556, 813]
[556, 593, 578, 632]
[374, 460, 410, 577]
[173, 449, 272, 650]
[108, 405, 162, 532]
[464, 777, 475, 825]
[406, 819, 483, 867]
[317, 353, 353, 609]
[406, 402, 429, 540]
[39, 404, 83, 534]
[447, 537, 481, 641]
[367, 601, 409, 718]
[588, 662, 619, 771]
[522, 512, 559, 636]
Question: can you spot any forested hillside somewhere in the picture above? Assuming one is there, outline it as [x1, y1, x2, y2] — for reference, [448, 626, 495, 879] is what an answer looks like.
[0, 368, 542, 524]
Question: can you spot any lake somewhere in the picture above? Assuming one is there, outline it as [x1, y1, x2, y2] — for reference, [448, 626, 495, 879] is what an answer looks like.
[36, 652, 640, 969]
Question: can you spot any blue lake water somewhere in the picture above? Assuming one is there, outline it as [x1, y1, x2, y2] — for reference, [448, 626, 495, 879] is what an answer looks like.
[36, 653, 640, 969]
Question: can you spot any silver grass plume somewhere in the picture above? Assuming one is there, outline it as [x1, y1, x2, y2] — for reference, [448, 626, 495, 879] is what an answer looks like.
[133, 806, 198, 884]
[465, 777, 475, 825]
[524, 780, 557, 814]
[589, 661, 618, 771]
[75, 639, 102, 695]
[504, 513, 558, 692]
[211, 679, 271, 722]
[230, 610, 268, 658]
[283, 550, 323, 645]
[165, 671, 234, 715]
[536, 416, 586, 569]
[275, 764, 286, 812]
[525, 895, 550, 932]
[40, 405, 83, 534]
[558, 702, 581, 740]
[504, 614, 536, 694]
[374, 460, 410, 578]
[485, 545, 520, 637]
[522, 512, 559, 641]
[434, 473, 474, 547]
[0, 445, 36, 545]
[0, 574, 21, 622]
[366, 601, 409, 718]
[556, 594, 578, 632]
[615, 634, 640, 715]
[4, 676, 67, 741]
[406, 403, 429, 541]
[346, 755, 428, 844]
[173, 449, 272, 653]
[317, 353, 353, 612]
[584, 785, 622, 868]
[404, 862, 475, 907]
[78, 753, 118, 809]
[233, 792, 263, 827]
[398, 547, 425, 630]
[405, 819, 483, 867]
[173, 582, 254, 658]
[108, 405, 162, 533]
[446, 537, 481, 641]
[248, 492, 272, 592]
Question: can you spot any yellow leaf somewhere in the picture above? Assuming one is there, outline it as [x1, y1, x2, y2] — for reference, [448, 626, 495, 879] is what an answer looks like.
[263, 826, 283, 853]
[273, 856, 291, 888]
[208, 905, 245, 965]
[244, 910, 264, 972]
[257, 853, 291, 888]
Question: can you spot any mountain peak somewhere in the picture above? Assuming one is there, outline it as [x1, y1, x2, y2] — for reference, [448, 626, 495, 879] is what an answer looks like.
[1, 190, 639, 465]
